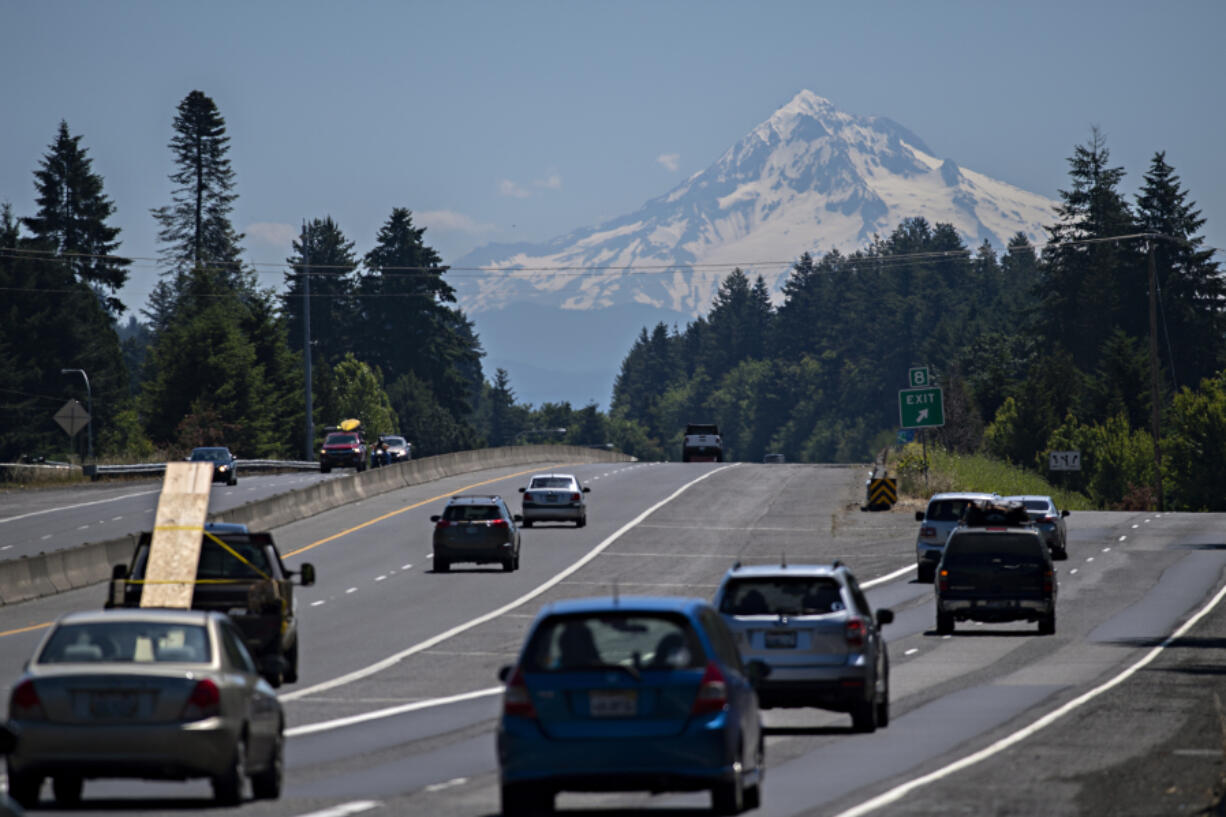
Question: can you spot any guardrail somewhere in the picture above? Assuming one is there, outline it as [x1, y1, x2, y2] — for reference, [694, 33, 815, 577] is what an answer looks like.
[83, 459, 321, 481]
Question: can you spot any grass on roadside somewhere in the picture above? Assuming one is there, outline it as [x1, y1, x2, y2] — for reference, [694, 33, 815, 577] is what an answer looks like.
[893, 444, 1092, 511]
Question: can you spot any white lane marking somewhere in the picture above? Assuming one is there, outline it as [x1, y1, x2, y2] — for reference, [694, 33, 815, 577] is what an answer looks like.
[289, 801, 381, 817]
[0, 546, 10, 551]
[905, 648, 919, 656]
[402, 564, 412, 570]
[286, 687, 502, 736]
[564, 580, 720, 588]
[0, 488, 160, 524]
[311, 600, 326, 607]
[1070, 568, 1079, 574]
[861, 564, 916, 588]
[1119, 535, 1127, 542]
[375, 575, 387, 582]
[280, 465, 738, 703]
[1132, 524, 1139, 529]
[833, 556, 1226, 817]
[346, 587, 357, 594]
[111, 516, 122, 521]
[1086, 557, 1095, 563]
[40, 535, 51, 540]
[1103, 548, 1111, 553]
[425, 778, 467, 793]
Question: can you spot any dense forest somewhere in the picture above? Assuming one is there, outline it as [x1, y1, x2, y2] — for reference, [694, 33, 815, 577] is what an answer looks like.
[2, 93, 1223, 510]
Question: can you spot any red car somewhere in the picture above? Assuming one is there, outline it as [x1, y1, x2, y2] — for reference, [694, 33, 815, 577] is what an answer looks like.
[319, 429, 367, 473]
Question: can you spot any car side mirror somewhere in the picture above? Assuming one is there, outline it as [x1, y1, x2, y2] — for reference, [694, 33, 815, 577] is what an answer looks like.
[430, 515, 441, 522]
[518, 487, 525, 493]
[876, 609, 895, 626]
[111, 564, 128, 581]
[1062, 510, 1070, 517]
[915, 511, 925, 522]
[582, 486, 591, 493]
[745, 660, 771, 687]
[298, 563, 316, 587]
[513, 514, 524, 524]
[498, 665, 512, 682]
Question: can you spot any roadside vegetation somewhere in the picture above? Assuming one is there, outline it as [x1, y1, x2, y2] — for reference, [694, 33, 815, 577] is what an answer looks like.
[894, 444, 1091, 511]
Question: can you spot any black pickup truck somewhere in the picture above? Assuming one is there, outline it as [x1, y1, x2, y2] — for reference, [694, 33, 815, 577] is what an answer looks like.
[934, 501, 1056, 636]
[105, 527, 316, 687]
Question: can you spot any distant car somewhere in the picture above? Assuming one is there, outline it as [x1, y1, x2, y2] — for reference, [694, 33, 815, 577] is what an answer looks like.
[1002, 494, 1069, 560]
[379, 435, 411, 463]
[188, 447, 238, 486]
[763, 453, 785, 464]
[518, 473, 590, 528]
[319, 430, 367, 474]
[714, 561, 893, 732]
[683, 423, 723, 463]
[496, 595, 768, 816]
[914, 491, 999, 582]
[6, 608, 284, 809]
[431, 495, 522, 573]
[935, 506, 1057, 635]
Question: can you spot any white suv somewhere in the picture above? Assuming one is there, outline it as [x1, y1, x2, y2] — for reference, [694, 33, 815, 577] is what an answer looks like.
[914, 492, 999, 582]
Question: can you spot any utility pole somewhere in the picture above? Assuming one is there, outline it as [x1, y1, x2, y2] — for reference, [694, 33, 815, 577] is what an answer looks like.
[302, 222, 315, 462]
[1147, 239, 1164, 511]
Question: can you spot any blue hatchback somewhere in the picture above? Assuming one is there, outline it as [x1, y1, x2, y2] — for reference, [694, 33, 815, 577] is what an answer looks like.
[496, 596, 768, 815]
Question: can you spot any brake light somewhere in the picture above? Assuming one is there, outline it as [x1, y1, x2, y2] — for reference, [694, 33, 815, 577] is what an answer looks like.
[503, 667, 537, 718]
[435, 519, 451, 528]
[921, 526, 936, 538]
[570, 493, 581, 501]
[691, 662, 728, 715]
[180, 679, 221, 720]
[1043, 569, 1054, 594]
[10, 679, 45, 720]
[938, 569, 949, 592]
[523, 493, 535, 503]
[490, 519, 509, 527]
[844, 616, 866, 648]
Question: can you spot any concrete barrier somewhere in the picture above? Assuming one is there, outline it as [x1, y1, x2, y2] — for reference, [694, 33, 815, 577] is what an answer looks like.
[0, 445, 634, 607]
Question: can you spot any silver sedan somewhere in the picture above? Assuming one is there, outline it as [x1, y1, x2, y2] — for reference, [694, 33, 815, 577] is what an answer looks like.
[518, 473, 590, 527]
[6, 608, 283, 809]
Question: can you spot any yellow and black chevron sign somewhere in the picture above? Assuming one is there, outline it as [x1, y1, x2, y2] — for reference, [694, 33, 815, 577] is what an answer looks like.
[867, 477, 897, 509]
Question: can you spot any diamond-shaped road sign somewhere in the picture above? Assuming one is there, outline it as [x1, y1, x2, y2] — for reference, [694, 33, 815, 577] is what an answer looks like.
[54, 399, 90, 437]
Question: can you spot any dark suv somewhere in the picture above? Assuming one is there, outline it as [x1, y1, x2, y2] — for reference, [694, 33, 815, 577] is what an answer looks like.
[935, 500, 1057, 635]
[431, 495, 522, 573]
[188, 446, 238, 486]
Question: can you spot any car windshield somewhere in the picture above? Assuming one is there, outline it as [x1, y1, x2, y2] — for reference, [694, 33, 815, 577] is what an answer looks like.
[530, 477, 574, 489]
[524, 613, 705, 673]
[944, 533, 1046, 566]
[925, 498, 976, 522]
[39, 621, 212, 664]
[326, 434, 357, 445]
[190, 449, 227, 462]
[383, 437, 405, 446]
[443, 504, 503, 522]
[719, 577, 845, 616]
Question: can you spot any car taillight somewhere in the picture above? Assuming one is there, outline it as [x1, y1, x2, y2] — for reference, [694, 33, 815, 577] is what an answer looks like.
[503, 667, 537, 718]
[844, 616, 866, 648]
[921, 526, 936, 538]
[1043, 569, 1054, 594]
[1040, 515, 1054, 523]
[523, 493, 535, 503]
[435, 519, 451, 528]
[180, 679, 221, 720]
[490, 519, 509, 527]
[11, 679, 45, 720]
[691, 662, 728, 715]
[938, 569, 949, 592]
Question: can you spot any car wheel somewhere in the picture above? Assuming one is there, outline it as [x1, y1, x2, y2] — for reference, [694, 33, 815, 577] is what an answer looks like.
[357, 461, 367, 473]
[212, 736, 247, 806]
[917, 564, 935, 583]
[7, 765, 41, 809]
[228, 475, 238, 486]
[500, 782, 554, 816]
[876, 691, 890, 728]
[320, 463, 331, 474]
[576, 515, 586, 528]
[850, 698, 878, 733]
[522, 519, 532, 528]
[711, 747, 746, 814]
[1039, 610, 1056, 635]
[1054, 546, 1068, 561]
[502, 558, 515, 572]
[53, 773, 82, 806]
[251, 727, 284, 800]
[434, 558, 450, 573]
[283, 641, 299, 684]
[936, 610, 955, 635]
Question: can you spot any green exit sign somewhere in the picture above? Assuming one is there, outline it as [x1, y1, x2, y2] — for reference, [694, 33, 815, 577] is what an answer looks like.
[899, 387, 944, 429]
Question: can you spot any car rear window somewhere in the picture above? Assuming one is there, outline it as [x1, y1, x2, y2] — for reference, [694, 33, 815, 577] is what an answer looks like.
[719, 577, 845, 616]
[39, 622, 212, 664]
[686, 425, 718, 435]
[443, 503, 503, 522]
[1022, 500, 1050, 511]
[523, 613, 706, 672]
[944, 533, 1046, 565]
[530, 477, 574, 489]
[925, 498, 975, 522]
[128, 537, 273, 580]
[326, 434, 358, 445]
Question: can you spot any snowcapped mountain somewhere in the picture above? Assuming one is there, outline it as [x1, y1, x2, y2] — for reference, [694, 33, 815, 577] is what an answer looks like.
[454, 90, 1056, 318]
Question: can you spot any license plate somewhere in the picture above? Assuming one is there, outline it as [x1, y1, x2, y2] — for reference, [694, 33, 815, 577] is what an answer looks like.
[589, 690, 637, 717]
[978, 599, 1017, 608]
[88, 691, 142, 719]
[765, 630, 797, 649]
[546, 494, 558, 502]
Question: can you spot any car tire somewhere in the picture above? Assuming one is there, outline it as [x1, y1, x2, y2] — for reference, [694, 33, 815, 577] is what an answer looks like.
[434, 558, 450, 573]
[251, 728, 284, 800]
[522, 519, 532, 528]
[320, 463, 331, 474]
[283, 641, 299, 684]
[357, 461, 367, 473]
[851, 698, 878, 733]
[1054, 546, 1068, 561]
[711, 747, 746, 815]
[500, 782, 554, 816]
[1039, 610, 1056, 635]
[576, 515, 586, 528]
[936, 610, 954, 635]
[212, 736, 247, 806]
[228, 474, 238, 486]
[53, 774, 82, 806]
[502, 558, 515, 572]
[7, 765, 41, 809]
[917, 564, 935, 583]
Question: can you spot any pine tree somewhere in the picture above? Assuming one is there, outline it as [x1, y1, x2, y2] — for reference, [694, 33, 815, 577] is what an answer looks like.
[151, 90, 249, 292]
[1134, 151, 1225, 390]
[486, 368, 519, 446]
[282, 217, 359, 366]
[21, 121, 130, 315]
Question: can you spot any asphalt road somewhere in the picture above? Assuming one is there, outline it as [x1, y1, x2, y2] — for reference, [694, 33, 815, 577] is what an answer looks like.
[0, 469, 347, 560]
[0, 461, 1225, 817]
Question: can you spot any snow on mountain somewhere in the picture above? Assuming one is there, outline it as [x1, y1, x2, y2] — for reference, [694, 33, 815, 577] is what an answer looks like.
[454, 90, 1056, 318]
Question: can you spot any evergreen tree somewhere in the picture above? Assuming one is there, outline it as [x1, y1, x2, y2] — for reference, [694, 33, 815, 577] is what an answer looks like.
[282, 217, 359, 366]
[1134, 151, 1225, 390]
[151, 90, 249, 293]
[21, 121, 130, 315]
[486, 368, 519, 447]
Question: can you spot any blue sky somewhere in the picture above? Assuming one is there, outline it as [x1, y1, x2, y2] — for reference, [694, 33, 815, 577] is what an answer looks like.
[3, 0, 1224, 323]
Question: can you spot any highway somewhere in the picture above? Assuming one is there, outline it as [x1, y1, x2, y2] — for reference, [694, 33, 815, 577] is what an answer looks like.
[0, 460, 1223, 816]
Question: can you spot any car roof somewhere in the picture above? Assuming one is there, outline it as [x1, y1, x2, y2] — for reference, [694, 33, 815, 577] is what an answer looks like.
[720, 563, 845, 580]
[927, 492, 999, 502]
[204, 522, 249, 534]
[447, 494, 504, 504]
[1001, 494, 1054, 503]
[530, 472, 576, 480]
[537, 595, 710, 618]
[56, 608, 218, 626]
[191, 446, 230, 453]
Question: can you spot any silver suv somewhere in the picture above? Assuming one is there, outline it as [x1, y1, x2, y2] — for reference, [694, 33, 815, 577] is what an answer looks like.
[713, 561, 893, 732]
[914, 491, 998, 582]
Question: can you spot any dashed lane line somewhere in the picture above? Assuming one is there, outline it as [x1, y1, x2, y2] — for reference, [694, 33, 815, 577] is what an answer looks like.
[0, 488, 160, 525]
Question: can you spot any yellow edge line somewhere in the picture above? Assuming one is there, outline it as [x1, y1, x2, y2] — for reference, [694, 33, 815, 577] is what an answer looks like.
[281, 463, 575, 559]
[0, 621, 53, 638]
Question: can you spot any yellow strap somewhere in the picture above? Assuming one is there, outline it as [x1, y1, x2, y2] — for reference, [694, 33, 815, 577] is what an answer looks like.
[132, 528, 271, 583]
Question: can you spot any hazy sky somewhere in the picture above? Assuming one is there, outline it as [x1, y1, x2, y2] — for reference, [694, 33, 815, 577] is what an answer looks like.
[3, 0, 1224, 321]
